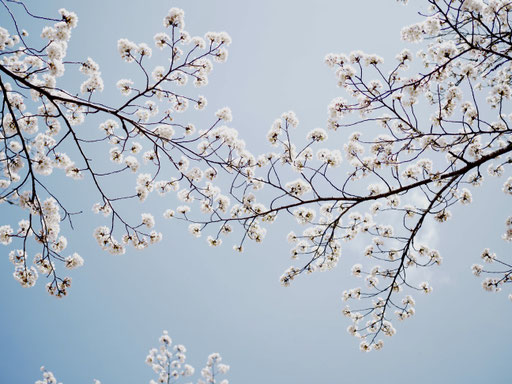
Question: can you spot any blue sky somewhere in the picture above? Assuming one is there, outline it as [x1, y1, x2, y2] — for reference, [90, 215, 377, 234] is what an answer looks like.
[1, 1, 511, 383]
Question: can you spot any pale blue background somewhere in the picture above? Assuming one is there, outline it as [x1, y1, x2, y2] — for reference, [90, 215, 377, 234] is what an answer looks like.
[1, 1, 511, 383]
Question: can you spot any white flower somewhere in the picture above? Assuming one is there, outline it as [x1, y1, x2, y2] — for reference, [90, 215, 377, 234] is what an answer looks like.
[80, 73, 104, 93]
[80, 57, 99, 74]
[46, 42, 64, 60]
[152, 66, 166, 81]
[281, 111, 299, 127]
[177, 205, 190, 215]
[459, 188, 472, 204]
[59, 8, 78, 28]
[207, 236, 221, 247]
[116, 79, 134, 95]
[471, 264, 483, 276]
[141, 213, 155, 228]
[434, 210, 451, 222]
[419, 281, 432, 294]
[65, 253, 84, 269]
[481, 248, 496, 263]
[215, 107, 232, 122]
[482, 278, 498, 292]
[359, 341, 371, 352]
[285, 179, 311, 197]
[503, 177, 512, 195]
[163, 8, 185, 30]
[351, 264, 362, 277]
[138, 43, 152, 57]
[307, 128, 327, 142]
[118, 38, 138, 62]
[188, 224, 201, 237]
[163, 209, 175, 219]
[154, 32, 170, 49]
[155, 125, 175, 140]
[125, 156, 139, 172]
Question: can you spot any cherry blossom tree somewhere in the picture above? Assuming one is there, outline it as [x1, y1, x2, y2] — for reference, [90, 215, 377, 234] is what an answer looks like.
[0, 1, 236, 296]
[3, 0, 512, 355]
[173, 0, 512, 351]
[36, 330, 230, 384]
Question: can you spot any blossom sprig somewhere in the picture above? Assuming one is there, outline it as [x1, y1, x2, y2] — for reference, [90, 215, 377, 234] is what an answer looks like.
[172, 0, 512, 350]
[146, 330, 229, 384]
[0, 2, 234, 295]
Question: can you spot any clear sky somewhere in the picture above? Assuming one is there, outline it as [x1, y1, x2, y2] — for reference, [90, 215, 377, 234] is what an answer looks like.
[1, 1, 511, 383]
